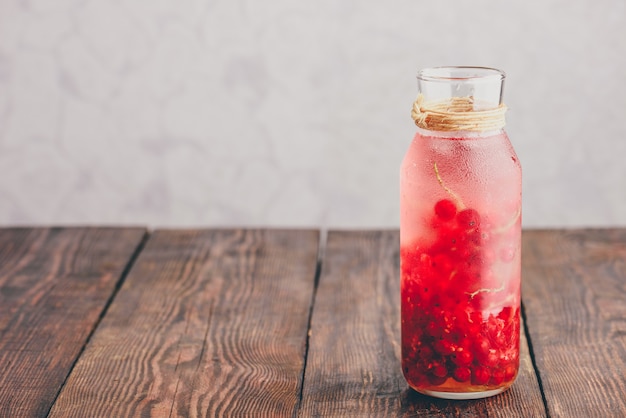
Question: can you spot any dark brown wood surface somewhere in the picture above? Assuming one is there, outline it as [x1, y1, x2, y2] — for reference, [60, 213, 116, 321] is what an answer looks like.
[299, 230, 402, 416]
[48, 229, 319, 418]
[299, 230, 546, 417]
[522, 229, 626, 418]
[1, 227, 625, 417]
[0, 227, 146, 418]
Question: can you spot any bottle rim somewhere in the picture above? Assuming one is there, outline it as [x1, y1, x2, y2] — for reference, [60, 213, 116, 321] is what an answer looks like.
[417, 66, 506, 83]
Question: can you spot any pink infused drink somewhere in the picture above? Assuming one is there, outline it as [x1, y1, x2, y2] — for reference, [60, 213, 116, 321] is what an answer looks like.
[401, 67, 522, 400]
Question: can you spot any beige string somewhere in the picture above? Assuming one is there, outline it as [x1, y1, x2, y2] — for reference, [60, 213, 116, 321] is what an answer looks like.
[411, 94, 507, 132]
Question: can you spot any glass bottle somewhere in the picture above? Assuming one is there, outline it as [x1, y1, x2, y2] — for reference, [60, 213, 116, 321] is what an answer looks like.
[400, 67, 522, 399]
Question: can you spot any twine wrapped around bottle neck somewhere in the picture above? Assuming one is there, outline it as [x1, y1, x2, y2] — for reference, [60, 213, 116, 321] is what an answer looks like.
[411, 94, 507, 132]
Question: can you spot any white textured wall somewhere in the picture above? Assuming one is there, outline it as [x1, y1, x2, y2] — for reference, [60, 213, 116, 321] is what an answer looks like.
[1, 1, 624, 228]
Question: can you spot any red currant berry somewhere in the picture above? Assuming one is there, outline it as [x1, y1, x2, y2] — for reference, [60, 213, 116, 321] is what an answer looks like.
[451, 347, 473, 366]
[434, 199, 457, 221]
[457, 208, 481, 230]
[428, 373, 448, 386]
[504, 364, 517, 381]
[471, 366, 490, 385]
[432, 362, 449, 378]
[453, 366, 471, 382]
[474, 337, 491, 362]
[484, 350, 499, 367]
[404, 366, 427, 386]
[490, 368, 505, 385]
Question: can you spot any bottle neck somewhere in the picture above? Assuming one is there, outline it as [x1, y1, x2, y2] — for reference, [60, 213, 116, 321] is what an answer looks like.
[413, 67, 507, 133]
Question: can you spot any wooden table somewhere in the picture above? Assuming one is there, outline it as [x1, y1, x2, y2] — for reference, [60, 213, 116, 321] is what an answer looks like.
[0, 228, 624, 417]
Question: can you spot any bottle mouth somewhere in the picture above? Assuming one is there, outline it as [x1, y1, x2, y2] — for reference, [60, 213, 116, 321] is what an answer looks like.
[413, 66, 507, 131]
[416, 66, 506, 109]
[417, 66, 506, 83]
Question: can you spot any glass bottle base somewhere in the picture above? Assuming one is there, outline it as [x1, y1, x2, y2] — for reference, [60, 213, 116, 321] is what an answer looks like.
[417, 386, 508, 400]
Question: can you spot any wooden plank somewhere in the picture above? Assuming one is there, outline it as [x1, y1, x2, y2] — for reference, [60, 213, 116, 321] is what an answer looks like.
[299, 230, 546, 417]
[49, 229, 319, 418]
[0, 227, 146, 418]
[522, 229, 626, 417]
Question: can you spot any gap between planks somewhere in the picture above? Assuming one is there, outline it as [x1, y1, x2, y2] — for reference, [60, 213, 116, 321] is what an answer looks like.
[44, 230, 151, 418]
[521, 299, 551, 418]
[294, 229, 327, 417]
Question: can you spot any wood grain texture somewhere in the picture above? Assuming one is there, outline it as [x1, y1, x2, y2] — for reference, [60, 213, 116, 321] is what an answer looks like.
[299, 230, 546, 417]
[0, 227, 146, 418]
[49, 229, 319, 418]
[522, 229, 626, 418]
